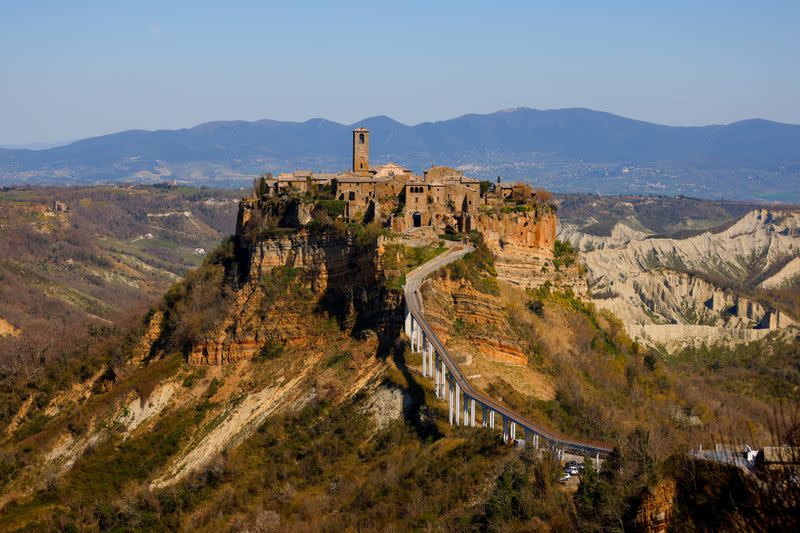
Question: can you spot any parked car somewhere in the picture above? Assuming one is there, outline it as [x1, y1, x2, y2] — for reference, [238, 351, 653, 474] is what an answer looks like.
[558, 473, 571, 483]
[566, 467, 580, 476]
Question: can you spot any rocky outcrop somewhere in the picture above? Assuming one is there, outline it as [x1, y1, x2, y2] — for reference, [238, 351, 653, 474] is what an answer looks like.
[423, 277, 529, 366]
[627, 324, 775, 353]
[132, 311, 163, 362]
[592, 270, 781, 328]
[633, 477, 676, 533]
[188, 230, 394, 365]
[0, 318, 20, 337]
[759, 256, 800, 289]
[560, 222, 650, 251]
[468, 211, 556, 288]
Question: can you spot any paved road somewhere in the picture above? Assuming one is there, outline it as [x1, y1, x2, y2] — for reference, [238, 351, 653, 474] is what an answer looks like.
[403, 243, 613, 456]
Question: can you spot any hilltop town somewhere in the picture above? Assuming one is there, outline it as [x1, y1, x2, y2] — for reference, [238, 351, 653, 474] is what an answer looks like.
[245, 128, 552, 237]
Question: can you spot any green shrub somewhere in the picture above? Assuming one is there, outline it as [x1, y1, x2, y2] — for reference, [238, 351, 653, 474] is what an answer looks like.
[255, 341, 283, 361]
[160, 261, 234, 352]
[526, 299, 544, 317]
[316, 199, 346, 219]
[205, 378, 222, 398]
[203, 236, 236, 267]
[13, 412, 52, 442]
[352, 222, 389, 250]
[553, 240, 577, 270]
[444, 232, 498, 295]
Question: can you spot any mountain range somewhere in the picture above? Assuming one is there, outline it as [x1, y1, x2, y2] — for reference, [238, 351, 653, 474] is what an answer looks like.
[2, 107, 799, 200]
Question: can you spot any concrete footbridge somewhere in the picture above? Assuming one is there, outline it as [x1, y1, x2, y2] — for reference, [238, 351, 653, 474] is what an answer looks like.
[403, 243, 613, 460]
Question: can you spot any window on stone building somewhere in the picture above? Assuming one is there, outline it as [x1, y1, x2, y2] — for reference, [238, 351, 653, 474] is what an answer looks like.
[349, 191, 356, 201]
[359, 133, 365, 143]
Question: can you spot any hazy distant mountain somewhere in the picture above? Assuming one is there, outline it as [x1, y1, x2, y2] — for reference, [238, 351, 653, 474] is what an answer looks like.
[1, 108, 799, 200]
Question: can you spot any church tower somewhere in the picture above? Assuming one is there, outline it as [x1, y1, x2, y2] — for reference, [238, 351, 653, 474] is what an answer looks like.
[353, 128, 369, 174]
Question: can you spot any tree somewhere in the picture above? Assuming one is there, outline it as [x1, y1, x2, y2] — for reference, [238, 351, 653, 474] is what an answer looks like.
[511, 183, 534, 204]
[253, 173, 272, 198]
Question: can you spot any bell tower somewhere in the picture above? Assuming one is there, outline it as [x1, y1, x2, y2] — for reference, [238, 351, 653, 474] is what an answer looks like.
[352, 128, 369, 174]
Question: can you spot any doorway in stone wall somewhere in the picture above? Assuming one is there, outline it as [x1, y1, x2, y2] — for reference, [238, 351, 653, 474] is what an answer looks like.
[412, 212, 422, 227]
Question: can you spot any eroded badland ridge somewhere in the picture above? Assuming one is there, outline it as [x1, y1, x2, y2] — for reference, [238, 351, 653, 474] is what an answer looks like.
[0, 132, 798, 531]
[560, 206, 800, 351]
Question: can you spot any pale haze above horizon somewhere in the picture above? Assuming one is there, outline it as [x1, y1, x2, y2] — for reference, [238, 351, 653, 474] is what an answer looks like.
[1, 0, 798, 146]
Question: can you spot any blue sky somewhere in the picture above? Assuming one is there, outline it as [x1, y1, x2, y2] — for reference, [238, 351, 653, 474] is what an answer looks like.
[1, 0, 798, 145]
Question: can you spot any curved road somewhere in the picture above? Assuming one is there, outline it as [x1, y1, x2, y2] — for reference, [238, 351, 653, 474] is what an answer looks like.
[404, 243, 612, 457]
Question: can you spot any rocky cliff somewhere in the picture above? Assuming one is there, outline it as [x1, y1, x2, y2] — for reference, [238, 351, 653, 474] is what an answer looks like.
[633, 477, 676, 533]
[467, 210, 558, 288]
[188, 230, 394, 365]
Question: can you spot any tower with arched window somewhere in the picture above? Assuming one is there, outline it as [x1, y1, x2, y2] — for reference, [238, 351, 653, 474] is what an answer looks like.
[352, 128, 369, 174]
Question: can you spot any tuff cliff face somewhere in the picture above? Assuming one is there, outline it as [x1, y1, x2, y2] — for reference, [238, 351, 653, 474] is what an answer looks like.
[633, 477, 676, 533]
[188, 230, 394, 365]
[423, 277, 530, 367]
[189, 198, 563, 365]
[470, 211, 558, 288]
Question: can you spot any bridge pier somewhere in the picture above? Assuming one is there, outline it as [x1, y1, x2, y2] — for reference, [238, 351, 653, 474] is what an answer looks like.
[470, 398, 476, 427]
[490, 409, 495, 429]
[421, 332, 427, 376]
[455, 382, 461, 426]
[404, 302, 412, 338]
[510, 420, 516, 440]
[462, 391, 469, 426]
[481, 405, 487, 427]
[429, 343, 435, 381]
[439, 359, 446, 397]
[409, 315, 416, 352]
[448, 377, 454, 425]
[502, 416, 509, 442]
[434, 353, 440, 398]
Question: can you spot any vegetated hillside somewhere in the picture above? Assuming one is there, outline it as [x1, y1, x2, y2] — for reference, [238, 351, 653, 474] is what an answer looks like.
[0, 186, 239, 424]
[0, 191, 797, 530]
[555, 193, 765, 237]
[2, 108, 799, 199]
[0, 219, 581, 531]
